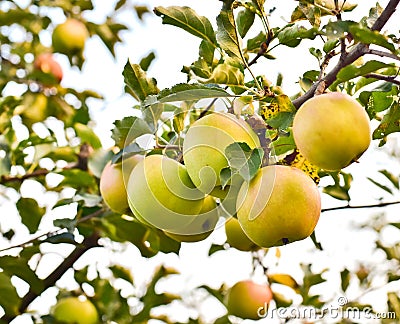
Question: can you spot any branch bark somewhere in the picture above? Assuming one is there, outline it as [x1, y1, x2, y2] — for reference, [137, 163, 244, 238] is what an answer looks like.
[321, 200, 400, 213]
[1, 232, 100, 322]
[292, 0, 400, 109]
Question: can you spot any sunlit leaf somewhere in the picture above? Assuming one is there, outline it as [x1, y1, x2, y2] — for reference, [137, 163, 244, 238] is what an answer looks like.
[111, 116, 152, 148]
[16, 198, 45, 234]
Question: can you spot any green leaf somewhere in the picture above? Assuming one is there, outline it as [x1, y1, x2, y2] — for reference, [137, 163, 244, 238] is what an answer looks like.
[367, 177, 393, 194]
[0, 256, 44, 294]
[237, 8, 255, 38]
[111, 116, 153, 148]
[110, 265, 134, 284]
[16, 198, 45, 234]
[139, 51, 156, 71]
[246, 31, 266, 53]
[336, 60, 393, 83]
[199, 284, 226, 305]
[43, 232, 77, 244]
[74, 123, 102, 149]
[271, 131, 296, 156]
[349, 25, 396, 52]
[388, 292, 400, 318]
[360, 85, 398, 118]
[322, 172, 353, 201]
[216, 5, 243, 60]
[208, 243, 226, 256]
[123, 61, 159, 102]
[277, 24, 318, 47]
[268, 273, 299, 291]
[324, 20, 357, 39]
[323, 39, 339, 53]
[379, 169, 399, 189]
[220, 142, 263, 188]
[199, 39, 215, 65]
[340, 268, 351, 292]
[0, 272, 20, 317]
[373, 102, 400, 142]
[206, 59, 244, 86]
[154, 6, 217, 45]
[156, 83, 232, 104]
[57, 169, 97, 191]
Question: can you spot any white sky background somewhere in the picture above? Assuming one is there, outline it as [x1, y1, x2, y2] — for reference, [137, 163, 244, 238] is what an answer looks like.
[2, 0, 400, 323]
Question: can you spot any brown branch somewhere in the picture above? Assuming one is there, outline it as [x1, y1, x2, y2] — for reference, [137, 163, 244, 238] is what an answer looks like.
[321, 200, 400, 213]
[293, 0, 400, 109]
[1, 232, 100, 322]
[365, 48, 400, 62]
[364, 73, 400, 86]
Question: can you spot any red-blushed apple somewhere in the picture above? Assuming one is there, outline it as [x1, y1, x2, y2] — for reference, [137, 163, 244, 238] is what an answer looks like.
[226, 280, 273, 320]
[99, 154, 144, 214]
[34, 53, 63, 83]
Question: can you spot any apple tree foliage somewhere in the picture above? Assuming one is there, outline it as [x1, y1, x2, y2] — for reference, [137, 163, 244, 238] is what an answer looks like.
[1, 0, 400, 323]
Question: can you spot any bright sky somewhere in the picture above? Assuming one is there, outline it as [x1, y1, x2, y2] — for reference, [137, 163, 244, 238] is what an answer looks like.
[2, 0, 400, 323]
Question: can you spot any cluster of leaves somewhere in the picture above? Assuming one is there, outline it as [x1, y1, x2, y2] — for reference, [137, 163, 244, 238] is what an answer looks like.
[0, 0, 400, 323]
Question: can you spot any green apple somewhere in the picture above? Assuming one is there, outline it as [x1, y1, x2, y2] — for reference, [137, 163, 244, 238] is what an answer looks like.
[127, 154, 206, 232]
[52, 18, 89, 55]
[183, 112, 260, 195]
[165, 195, 220, 242]
[225, 217, 258, 252]
[226, 280, 272, 320]
[237, 165, 321, 248]
[52, 297, 98, 324]
[21, 92, 48, 125]
[99, 154, 144, 214]
[34, 53, 63, 83]
[292, 92, 371, 171]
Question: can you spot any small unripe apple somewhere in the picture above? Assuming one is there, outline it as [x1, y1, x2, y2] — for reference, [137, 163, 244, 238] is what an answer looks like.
[127, 154, 206, 232]
[99, 155, 144, 214]
[183, 112, 260, 195]
[226, 280, 272, 320]
[21, 92, 48, 125]
[34, 53, 63, 83]
[292, 92, 371, 171]
[165, 195, 219, 242]
[225, 217, 258, 251]
[52, 297, 98, 324]
[52, 18, 89, 55]
[237, 165, 321, 248]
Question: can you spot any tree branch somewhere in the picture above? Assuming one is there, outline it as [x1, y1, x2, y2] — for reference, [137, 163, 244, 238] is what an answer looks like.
[364, 73, 400, 86]
[292, 0, 400, 109]
[321, 200, 400, 213]
[1, 232, 100, 322]
[365, 48, 400, 62]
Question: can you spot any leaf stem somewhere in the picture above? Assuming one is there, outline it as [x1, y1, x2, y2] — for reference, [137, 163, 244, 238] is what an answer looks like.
[321, 200, 400, 213]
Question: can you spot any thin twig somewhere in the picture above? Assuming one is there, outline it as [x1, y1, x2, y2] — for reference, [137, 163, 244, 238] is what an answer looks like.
[364, 73, 400, 86]
[321, 200, 400, 213]
[292, 0, 400, 109]
[365, 48, 400, 62]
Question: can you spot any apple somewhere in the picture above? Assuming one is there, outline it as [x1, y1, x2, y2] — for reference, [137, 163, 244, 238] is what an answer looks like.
[292, 92, 371, 171]
[127, 154, 206, 232]
[165, 195, 220, 242]
[52, 297, 98, 324]
[226, 280, 272, 320]
[183, 112, 260, 195]
[225, 217, 258, 251]
[99, 154, 144, 214]
[21, 92, 48, 125]
[237, 165, 321, 248]
[34, 53, 63, 83]
[52, 18, 89, 55]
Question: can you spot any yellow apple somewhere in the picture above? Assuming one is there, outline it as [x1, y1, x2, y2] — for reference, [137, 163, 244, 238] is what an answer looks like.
[183, 112, 260, 195]
[21, 92, 48, 125]
[52, 297, 98, 324]
[52, 18, 89, 55]
[225, 217, 258, 251]
[226, 280, 272, 320]
[34, 53, 63, 83]
[99, 154, 144, 214]
[237, 165, 321, 248]
[127, 154, 206, 232]
[292, 92, 371, 171]
[165, 195, 220, 242]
